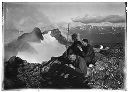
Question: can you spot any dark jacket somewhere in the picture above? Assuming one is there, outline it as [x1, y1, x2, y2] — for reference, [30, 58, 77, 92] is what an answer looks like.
[76, 56, 87, 76]
[64, 41, 87, 76]
[67, 41, 84, 57]
[82, 44, 95, 66]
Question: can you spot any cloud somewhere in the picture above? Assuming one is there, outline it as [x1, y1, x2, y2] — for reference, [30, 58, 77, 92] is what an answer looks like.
[4, 29, 66, 63]
[17, 31, 66, 63]
[4, 2, 51, 32]
[3, 2, 52, 45]
[4, 29, 43, 62]
[72, 15, 126, 24]
[3, 3, 67, 63]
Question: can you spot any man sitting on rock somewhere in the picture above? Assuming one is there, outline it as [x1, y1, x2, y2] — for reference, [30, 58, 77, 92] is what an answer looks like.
[65, 33, 87, 76]
[81, 39, 95, 67]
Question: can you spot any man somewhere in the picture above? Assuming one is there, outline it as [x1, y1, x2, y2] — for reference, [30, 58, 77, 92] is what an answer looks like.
[81, 39, 95, 67]
[66, 33, 84, 58]
[65, 33, 87, 76]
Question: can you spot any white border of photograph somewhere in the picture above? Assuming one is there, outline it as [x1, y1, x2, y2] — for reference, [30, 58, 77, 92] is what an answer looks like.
[0, 0, 127, 92]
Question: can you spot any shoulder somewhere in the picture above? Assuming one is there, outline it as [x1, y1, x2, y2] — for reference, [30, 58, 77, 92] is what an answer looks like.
[87, 44, 94, 52]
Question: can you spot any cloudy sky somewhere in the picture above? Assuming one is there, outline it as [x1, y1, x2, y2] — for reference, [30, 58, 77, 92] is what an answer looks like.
[4, 2, 126, 23]
[4, 2, 126, 43]
[39, 2, 126, 23]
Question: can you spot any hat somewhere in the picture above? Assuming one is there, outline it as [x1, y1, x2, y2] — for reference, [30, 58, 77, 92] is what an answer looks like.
[71, 33, 78, 41]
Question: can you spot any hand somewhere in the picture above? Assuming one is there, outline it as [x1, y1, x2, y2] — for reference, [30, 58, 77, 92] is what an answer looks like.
[64, 74, 69, 78]
[69, 64, 75, 69]
[54, 60, 61, 64]
[85, 68, 91, 77]
[77, 45, 83, 51]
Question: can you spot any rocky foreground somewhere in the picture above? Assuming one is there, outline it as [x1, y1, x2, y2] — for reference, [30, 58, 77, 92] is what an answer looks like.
[3, 43, 125, 90]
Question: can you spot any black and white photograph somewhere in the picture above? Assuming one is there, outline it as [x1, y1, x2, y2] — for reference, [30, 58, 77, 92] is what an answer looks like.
[2, 2, 127, 90]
